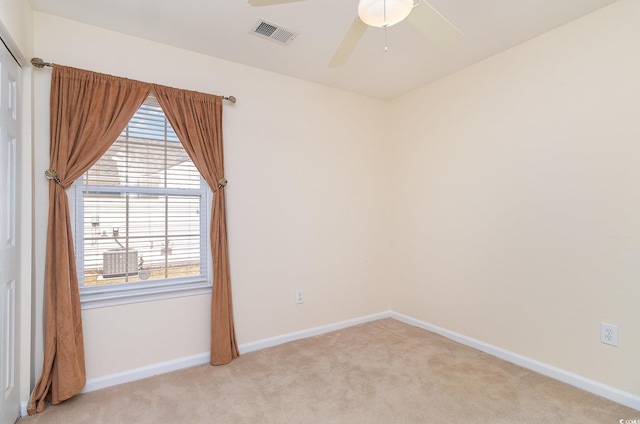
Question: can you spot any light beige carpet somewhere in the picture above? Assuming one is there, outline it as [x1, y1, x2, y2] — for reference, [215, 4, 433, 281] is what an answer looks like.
[18, 319, 638, 423]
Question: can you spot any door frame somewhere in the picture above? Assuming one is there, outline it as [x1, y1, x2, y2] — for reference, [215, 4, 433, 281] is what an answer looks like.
[0, 18, 32, 420]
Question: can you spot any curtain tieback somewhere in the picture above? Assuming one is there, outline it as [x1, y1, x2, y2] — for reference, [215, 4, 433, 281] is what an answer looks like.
[44, 169, 62, 185]
[215, 178, 228, 192]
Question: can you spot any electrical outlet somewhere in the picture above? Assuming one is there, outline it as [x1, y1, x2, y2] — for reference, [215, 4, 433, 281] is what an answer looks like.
[295, 289, 304, 304]
[600, 322, 618, 347]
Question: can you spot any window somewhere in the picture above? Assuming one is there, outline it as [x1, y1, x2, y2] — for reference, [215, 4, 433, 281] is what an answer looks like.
[74, 94, 211, 307]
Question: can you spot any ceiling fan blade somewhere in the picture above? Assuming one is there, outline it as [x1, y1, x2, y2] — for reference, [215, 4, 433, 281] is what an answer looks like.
[407, 1, 463, 48]
[248, 0, 305, 6]
[328, 18, 368, 68]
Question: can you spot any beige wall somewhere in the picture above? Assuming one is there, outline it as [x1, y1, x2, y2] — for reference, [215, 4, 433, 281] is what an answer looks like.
[388, 0, 640, 396]
[32, 12, 390, 380]
[0, 0, 33, 59]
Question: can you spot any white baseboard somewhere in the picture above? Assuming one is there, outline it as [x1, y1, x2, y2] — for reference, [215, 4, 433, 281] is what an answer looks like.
[238, 311, 392, 354]
[83, 352, 210, 393]
[389, 311, 640, 411]
[80, 310, 640, 412]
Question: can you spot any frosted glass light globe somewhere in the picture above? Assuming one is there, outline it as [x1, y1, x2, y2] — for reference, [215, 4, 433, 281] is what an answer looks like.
[358, 0, 414, 28]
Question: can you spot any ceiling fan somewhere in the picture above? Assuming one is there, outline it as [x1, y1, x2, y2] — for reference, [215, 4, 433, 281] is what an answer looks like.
[247, 0, 463, 67]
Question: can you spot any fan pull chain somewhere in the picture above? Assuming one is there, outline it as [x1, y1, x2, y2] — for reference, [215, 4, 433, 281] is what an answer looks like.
[385, 27, 388, 52]
[383, 0, 388, 52]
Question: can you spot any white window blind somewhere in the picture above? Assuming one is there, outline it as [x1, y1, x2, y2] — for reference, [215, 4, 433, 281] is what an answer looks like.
[75, 94, 211, 307]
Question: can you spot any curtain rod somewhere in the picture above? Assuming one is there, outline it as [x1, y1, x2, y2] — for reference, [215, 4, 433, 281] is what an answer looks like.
[30, 57, 237, 103]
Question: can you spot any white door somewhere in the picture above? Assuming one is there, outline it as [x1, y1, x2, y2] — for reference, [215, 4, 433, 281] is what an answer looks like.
[0, 40, 21, 424]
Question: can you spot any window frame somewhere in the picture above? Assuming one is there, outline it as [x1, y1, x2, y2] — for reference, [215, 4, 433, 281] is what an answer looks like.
[72, 99, 213, 310]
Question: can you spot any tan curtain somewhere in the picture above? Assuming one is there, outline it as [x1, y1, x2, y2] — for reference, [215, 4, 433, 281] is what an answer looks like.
[153, 84, 239, 365]
[28, 66, 150, 415]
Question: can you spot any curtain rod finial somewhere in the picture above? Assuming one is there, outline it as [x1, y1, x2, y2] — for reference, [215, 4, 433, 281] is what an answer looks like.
[31, 57, 53, 68]
[224, 96, 237, 104]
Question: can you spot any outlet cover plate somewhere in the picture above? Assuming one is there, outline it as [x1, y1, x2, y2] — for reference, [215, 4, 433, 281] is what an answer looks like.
[600, 322, 618, 346]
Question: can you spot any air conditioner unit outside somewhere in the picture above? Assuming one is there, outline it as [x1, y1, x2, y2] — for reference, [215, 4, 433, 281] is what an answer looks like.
[103, 249, 139, 278]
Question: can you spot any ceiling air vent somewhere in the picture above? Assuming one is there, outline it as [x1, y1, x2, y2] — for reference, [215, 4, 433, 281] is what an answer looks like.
[251, 19, 298, 45]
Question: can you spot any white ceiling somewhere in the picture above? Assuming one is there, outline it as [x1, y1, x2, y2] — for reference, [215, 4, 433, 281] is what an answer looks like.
[30, 0, 619, 100]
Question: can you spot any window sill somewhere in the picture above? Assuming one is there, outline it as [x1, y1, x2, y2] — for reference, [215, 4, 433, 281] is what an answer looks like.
[80, 281, 212, 310]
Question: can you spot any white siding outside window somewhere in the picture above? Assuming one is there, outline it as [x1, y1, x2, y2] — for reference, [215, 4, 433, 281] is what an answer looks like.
[74, 94, 212, 308]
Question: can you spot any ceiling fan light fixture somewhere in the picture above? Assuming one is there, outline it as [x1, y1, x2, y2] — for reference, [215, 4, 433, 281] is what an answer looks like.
[358, 0, 414, 28]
